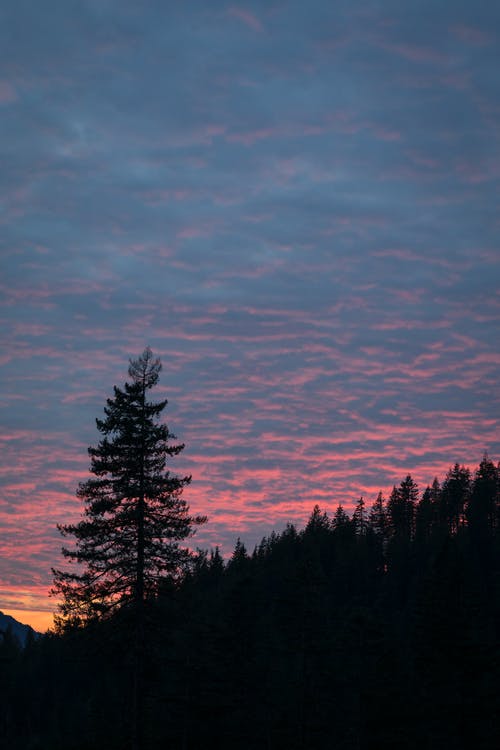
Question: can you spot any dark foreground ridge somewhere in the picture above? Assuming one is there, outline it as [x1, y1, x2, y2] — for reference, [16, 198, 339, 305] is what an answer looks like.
[1, 455, 499, 749]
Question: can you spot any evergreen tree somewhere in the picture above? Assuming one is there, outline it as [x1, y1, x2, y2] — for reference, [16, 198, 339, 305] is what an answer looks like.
[229, 537, 248, 566]
[369, 491, 387, 540]
[367, 491, 388, 576]
[332, 504, 350, 531]
[52, 348, 206, 627]
[387, 475, 418, 539]
[415, 485, 435, 546]
[441, 464, 470, 533]
[51, 348, 207, 749]
[209, 546, 225, 576]
[353, 496, 368, 536]
[305, 504, 331, 535]
[467, 454, 498, 538]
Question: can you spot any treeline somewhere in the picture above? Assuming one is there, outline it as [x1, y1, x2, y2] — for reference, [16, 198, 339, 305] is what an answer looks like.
[1, 455, 499, 749]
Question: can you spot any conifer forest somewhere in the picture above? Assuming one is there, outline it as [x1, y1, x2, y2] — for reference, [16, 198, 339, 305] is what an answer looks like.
[1, 352, 499, 750]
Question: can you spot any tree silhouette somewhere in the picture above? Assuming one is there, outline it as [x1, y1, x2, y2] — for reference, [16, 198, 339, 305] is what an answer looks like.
[52, 348, 206, 625]
[441, 464, 470, 533]
[387, 475, 418, 539]
[467, 453, 498, 539]
[3, 456, 497, 750]
[353, 496, 368, 536]
[369, 491, 387, 540]
[51, 347, 206, 748]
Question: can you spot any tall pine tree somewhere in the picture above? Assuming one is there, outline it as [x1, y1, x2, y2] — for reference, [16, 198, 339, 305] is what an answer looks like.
[52, 348, 207, 627]
[52, 348, 207, 749]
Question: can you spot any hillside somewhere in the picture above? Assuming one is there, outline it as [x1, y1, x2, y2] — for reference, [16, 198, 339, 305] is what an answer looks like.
[0, 611, 39, 648]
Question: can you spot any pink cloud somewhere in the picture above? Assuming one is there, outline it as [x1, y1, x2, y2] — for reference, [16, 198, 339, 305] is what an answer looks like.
[406, 151, 440, 169]
[455, 158, 498, 184]
[0, 81, 17, 104]
[451, 24, 494, 46]
[374, 128, 401, 142]
[228, 7, 264, 33]
[439, 72, 471, 91]
[2, 305, 498, 622]
[12, 323, 53, 336]
[176, 224, 214, 239]
[384, 42, 449, 65]
[2, 416, 498, 621]
[393, 288, 425, 303]
[226, 127, 277, 146]
[303, 124, 326, 136]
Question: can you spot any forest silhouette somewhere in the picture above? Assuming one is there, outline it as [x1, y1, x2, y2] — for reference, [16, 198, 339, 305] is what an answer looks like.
[1, 353, 499, 749]
[1, 455, 499, 749]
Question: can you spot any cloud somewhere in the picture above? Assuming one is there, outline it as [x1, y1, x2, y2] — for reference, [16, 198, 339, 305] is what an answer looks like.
[0, 81, 17, 104]
[228, 7, 264, 33]
[450, 24, 494, 46]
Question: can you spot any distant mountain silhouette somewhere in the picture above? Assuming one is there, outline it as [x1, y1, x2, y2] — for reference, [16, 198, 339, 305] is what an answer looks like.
[0, 611, 39, 647]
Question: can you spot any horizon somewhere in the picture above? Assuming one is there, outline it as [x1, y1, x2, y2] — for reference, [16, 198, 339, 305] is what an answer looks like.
[2, 453, 497, 633]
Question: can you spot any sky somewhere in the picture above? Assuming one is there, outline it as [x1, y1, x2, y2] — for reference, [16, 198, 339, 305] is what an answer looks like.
[1, 0, 499, 632]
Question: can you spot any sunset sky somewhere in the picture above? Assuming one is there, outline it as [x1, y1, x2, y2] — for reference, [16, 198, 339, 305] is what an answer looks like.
[1, 0, 499, 632]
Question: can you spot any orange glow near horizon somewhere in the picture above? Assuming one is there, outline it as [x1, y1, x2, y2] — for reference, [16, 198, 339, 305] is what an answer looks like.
[3, 608, 55, 634]
[1, 449, 498, 624]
